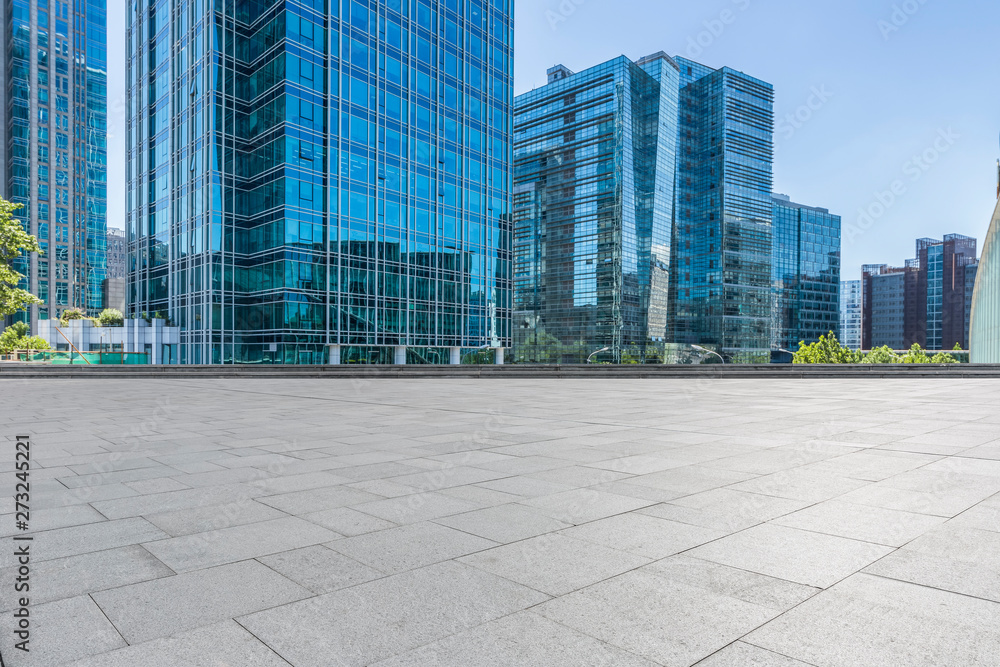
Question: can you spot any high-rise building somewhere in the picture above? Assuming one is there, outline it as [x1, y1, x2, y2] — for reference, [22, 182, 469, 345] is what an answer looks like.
[840, 279, 862, 350]
[668, 58, 774, 363]
[870, 271, 906, 349]
[127, 0, 513, 364]
[512, 54, 678, 363]
[916, 234, 976, 350]
[770, 194, 841, 354]
[862, 234, 977, 351]
[1, 0, 108, 327]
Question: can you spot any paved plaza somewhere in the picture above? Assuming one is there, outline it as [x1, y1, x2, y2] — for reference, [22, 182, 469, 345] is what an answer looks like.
[2, 377, 1000, 666]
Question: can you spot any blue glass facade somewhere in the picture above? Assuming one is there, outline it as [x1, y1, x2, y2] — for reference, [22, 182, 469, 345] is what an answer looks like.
[2, 0, 108, 327]
[771, 195, 841, 352]
[669, 57, 774, 363]
[512, 54, 677, 363]
[128, 0, 513, 364]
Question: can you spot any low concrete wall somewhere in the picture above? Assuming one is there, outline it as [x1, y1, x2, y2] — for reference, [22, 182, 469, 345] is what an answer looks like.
[3, 364, 1000, 379]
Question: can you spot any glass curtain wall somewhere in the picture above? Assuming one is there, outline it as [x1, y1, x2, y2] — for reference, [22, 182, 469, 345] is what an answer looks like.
[128, 0, 513, 364]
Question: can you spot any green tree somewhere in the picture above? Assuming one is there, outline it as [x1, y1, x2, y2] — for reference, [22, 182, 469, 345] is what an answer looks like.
[930, 351, 959, 364]
[900, 343, 930, 364]
[0, 322, 50, 354]
[0, 198, 41, 318]
[792, 331, 861, 364]
[862, 346, 901, 364]
[97, 308, 124, 327]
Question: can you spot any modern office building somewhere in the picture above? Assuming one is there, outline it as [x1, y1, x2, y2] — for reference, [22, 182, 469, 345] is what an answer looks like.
[668, 58, 774, 363]
[870, 271, 906, 349]
[127, 0, 514, 364]
[514, 53, 778, 363]
[971, 197, 1000, 362]
[770, 194, 841, 355]
[512, 54, 678, 364]
[917, 234, 977, 350]
[840, 279, 862, 349]
[862, 234, 977, 351]
[1, 0, 108, 328]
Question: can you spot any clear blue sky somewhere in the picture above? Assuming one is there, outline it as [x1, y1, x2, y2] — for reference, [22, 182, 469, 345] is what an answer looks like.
[107, 0, 1000, 281]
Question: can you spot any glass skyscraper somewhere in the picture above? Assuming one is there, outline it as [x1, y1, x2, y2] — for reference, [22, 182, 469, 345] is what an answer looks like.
[840, 279, 862, 350]
[127, 0, 513, 364]
[2, 0, 108, 327]
[771, 194, 841, 355]
[668, 58, 774, 363]
[512, 53, 677, 364]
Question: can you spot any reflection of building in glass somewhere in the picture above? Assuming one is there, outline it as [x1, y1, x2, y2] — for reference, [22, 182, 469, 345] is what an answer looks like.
[668, 58, 775, 363]
[971, 197, 1000, 362]
[106, 228, 126, 280]
[513, 54, 678, 364]
[2, 0, 108, 327]
[770, 195, 841, 355]
[840, 280, 862, 350]
[128, 1, 513, 364]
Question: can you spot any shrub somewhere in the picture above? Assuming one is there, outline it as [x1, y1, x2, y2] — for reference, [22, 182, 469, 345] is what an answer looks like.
[930, 351, 959, 364]
[792, 332, 861, 364]
[59, 308, 87, 326]
[97, 308, 124, 327]
[862, 346, 901, 364]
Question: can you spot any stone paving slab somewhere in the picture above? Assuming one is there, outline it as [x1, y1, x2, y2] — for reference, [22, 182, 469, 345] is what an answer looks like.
[2, 377, 1000, 665]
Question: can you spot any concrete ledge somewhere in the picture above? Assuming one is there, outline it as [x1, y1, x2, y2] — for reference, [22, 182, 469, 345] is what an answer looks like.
[4, 363, 1000, 379]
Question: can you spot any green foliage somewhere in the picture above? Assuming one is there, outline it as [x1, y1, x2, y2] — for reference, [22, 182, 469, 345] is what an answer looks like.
[792, 332, 861, 364]
[0, 322, 50, 353]
[0, 198, 42, 318]
[97, 308, 124, 327]
[900, 343, 930, 364]
[59, 308, 87, 326]
[930, 351, 959, 364]
[862, 346, 902, 364]
[954, 342, 963, 351]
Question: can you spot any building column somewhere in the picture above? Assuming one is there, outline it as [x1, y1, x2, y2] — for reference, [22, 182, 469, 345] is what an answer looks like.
[449, 347, 461, 365]
[328, 345, 341, 365]
[495, 348, 505, 365]
[394, 346, 407, 365]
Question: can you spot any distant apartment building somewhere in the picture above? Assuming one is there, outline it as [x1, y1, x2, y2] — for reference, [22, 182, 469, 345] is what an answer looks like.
[771, 195, 841, 353]
[840, 279, 862, 349]
[862, 234, 977, 350]
[870, 271, 906, 349]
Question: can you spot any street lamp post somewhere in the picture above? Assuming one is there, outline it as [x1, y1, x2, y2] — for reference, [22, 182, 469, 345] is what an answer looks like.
[691, 344, 725, 364]
[587, 346, 611, 364]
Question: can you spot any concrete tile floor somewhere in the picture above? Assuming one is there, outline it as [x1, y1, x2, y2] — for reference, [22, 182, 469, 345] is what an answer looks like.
[1, 378, 999, 665]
